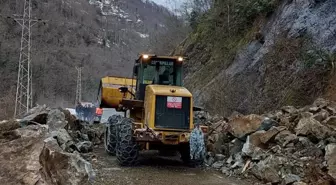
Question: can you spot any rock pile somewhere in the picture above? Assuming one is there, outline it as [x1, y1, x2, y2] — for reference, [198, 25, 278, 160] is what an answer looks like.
[0, 105, 103, 185]
[206, 98, 336, 184]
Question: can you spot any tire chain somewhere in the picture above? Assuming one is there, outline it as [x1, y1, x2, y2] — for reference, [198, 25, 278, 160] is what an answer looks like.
[115, 117, 139, 166]
[104, 115, 122, 155]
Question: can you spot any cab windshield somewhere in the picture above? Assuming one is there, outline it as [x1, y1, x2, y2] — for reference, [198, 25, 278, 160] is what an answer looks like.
[142, 61, 182, 86]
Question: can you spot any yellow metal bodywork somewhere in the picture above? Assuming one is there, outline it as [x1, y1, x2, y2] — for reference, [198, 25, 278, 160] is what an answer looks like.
[138, 85, 194, 145]
[144, 85, 193, 131]
[100, 76, 136, 108]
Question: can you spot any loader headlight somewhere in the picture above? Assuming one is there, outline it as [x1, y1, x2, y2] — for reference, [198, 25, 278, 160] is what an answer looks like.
[143, 54, 149, 59]
[177, 57, 183, 62]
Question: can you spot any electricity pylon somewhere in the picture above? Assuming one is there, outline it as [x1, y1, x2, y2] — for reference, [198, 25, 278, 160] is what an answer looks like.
[75, 67, 83, 105]
[14, 0, 35, 118]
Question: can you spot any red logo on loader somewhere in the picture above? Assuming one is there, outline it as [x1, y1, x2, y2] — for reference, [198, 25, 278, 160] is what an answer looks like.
[167, 97, 182, 109]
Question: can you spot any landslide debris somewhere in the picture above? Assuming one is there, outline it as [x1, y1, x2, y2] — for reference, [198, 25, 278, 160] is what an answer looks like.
[0, 105, 103, 185]
[205, 98, 336, 184]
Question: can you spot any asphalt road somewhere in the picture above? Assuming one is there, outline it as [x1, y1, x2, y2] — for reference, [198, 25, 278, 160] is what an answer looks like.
[85, 146, 251, 185]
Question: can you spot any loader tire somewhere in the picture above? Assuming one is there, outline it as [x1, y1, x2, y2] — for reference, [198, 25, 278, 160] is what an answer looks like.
[116, 118, 139, 166]
[104, 115, 120, 155]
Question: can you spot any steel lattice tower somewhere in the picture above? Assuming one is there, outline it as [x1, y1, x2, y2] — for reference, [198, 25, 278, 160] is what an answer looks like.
[75, 67, 82, 105]
[14, 0, 33, 118]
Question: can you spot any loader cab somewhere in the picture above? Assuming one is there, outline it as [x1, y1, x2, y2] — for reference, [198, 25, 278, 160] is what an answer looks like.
[133, 54, 184, 100]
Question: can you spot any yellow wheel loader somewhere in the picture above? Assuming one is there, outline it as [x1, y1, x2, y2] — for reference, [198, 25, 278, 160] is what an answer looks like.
[98, 54, 208, 166]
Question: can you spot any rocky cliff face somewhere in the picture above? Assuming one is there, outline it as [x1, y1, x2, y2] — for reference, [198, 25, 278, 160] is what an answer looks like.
[177, 0, 336, 116]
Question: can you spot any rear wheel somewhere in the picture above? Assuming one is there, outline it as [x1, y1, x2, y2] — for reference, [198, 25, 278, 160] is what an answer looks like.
[104, 115, 120, 155]
[180, 144, 204, 167]
[116, 118, 139, 166]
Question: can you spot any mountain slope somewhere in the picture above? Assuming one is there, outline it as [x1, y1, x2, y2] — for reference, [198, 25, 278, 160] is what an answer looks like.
[0, 0, 187, 118]
[175, 0, 336, 116]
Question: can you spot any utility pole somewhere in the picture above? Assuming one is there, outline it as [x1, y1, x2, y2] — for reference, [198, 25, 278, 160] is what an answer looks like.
[14, 0, 35, 118]
[75, 66, 82, 105]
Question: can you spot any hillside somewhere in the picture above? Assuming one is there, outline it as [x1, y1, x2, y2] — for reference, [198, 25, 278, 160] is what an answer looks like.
[0, 0, 187, 118]
[175, 0, 336, 116]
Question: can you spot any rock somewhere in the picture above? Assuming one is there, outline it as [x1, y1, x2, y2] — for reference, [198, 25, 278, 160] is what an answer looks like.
[221, 166, 230, 176]
[60, 109, 77, 130]
[0, 120, 20, 133]
[293, 182, 308, 185]
[326, 107, 336, 115]
[295, 117, 332, 141]
[76, 141, 93, 153]
[231, 153, 244, 169]
[212, 161, 225, 169]
[242, 135, 266, 160]
[215, 154, 226, 161]
[47, 109, 67, 131]
[206, 156, 215, 166]
[52, 129, 76, 152]
[313, 110, 329, 122]
[282, 106, 298, 114]
[211, 133, 231, 155]
[259, 126, 285, 144]
[249, 131, 267, 148]
[325, 143, 336, 179]
[300, 112, 314, 118]
[275, 130, 298, 147]
[20, 105, 50, 125]
[284, 174, 301, 184]
[0, 125, 48, 185]
[309, 106, 321, 113]
[324, 116, 336, 130]
[229, 139, 244, 156]
[40, 140, 96, 184]
[250, 155, 286, 183]
[313, 98, 329, 108]
[257, 117, 279, 131]
[228, 114, 264, 138]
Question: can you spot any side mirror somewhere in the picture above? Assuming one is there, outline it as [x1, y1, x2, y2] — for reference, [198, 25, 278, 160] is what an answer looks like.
[133, 65, 138, 76]
[119, 86, 128, 93]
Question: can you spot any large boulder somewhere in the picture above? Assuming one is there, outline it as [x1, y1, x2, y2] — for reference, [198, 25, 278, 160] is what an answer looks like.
[20, 105, 50, 125]
[228, 114, 264, 138]
[295, 117, 333, 141]
[325, 144, 336, 179]
[250, 155, 287, 183]
[0, 109, 95, 185]
[0, 125, 48, 185]
[47, 109, 67, 131]
[40, 138, 95, 185]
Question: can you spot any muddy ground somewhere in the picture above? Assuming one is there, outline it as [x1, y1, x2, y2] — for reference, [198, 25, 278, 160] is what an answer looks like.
[85, 146, 252, 185]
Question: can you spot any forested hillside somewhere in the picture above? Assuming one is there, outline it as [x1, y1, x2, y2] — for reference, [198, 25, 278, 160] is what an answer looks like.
[0, 0, 188, 119]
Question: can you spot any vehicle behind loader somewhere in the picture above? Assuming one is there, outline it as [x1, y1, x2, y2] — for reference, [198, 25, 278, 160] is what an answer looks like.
[97, 54, 208, 166]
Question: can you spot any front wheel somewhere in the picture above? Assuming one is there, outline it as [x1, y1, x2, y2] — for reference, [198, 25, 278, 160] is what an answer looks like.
[116, 118, 139, 166]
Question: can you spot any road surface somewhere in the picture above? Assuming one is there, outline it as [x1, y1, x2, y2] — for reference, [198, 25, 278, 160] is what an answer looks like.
[85, 146, 252, 185]
[66, 108, 123, 123]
